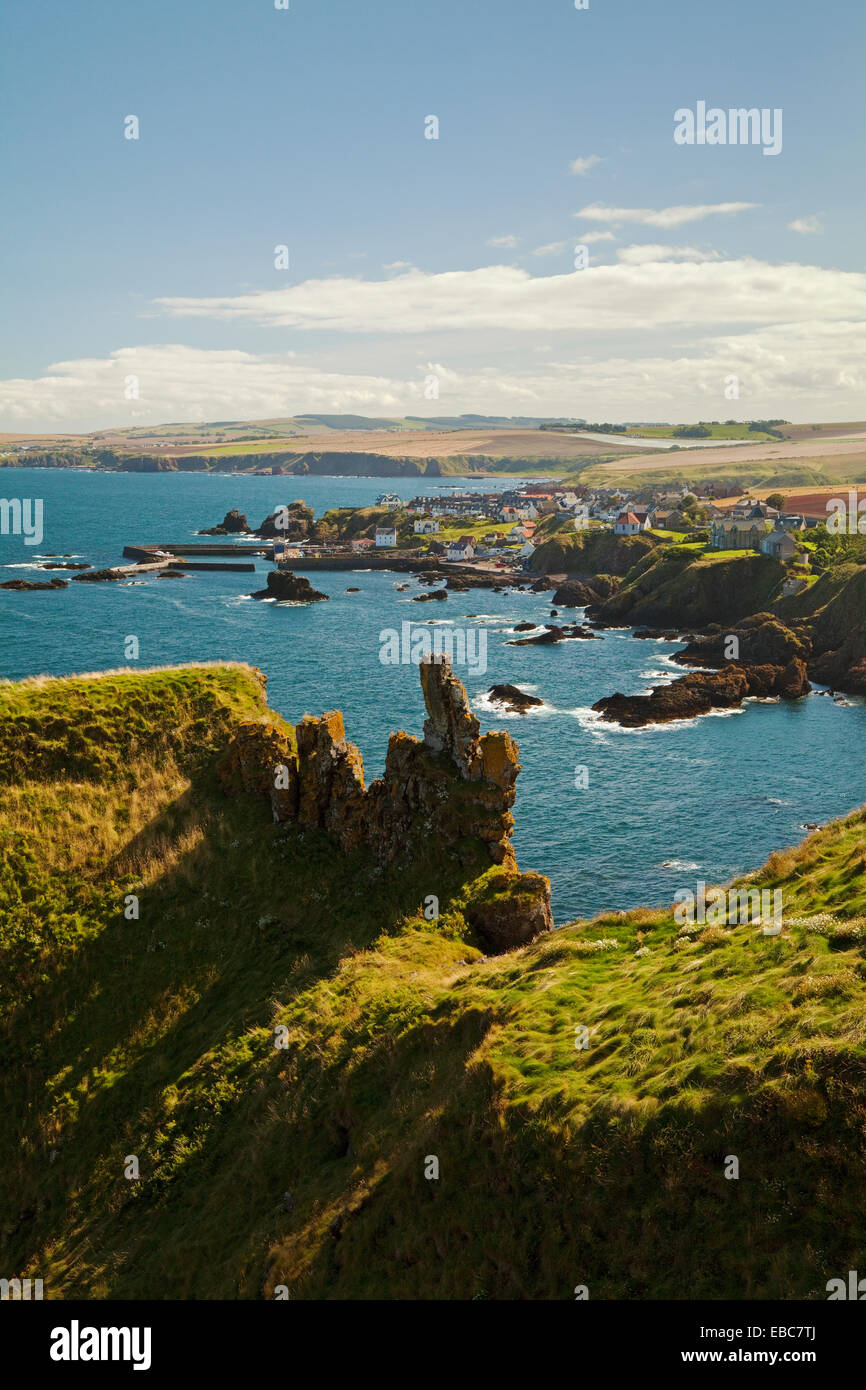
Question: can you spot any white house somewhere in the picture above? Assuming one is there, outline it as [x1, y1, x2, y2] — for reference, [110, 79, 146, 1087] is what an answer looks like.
[375, 527, 397, 548]
[614, 511, 642, 536]
[413, 518, 439, 534]
[445, 536, 477, 562]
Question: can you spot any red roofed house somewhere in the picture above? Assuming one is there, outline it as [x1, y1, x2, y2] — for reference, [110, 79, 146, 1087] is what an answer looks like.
[614, 511, 642, 535]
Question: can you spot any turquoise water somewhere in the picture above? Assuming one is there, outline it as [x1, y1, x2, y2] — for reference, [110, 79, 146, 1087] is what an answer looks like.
[3, 466, 866, 924]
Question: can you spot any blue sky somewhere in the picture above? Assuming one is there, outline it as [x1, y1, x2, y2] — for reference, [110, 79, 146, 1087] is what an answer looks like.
[1, 0, 863, 428]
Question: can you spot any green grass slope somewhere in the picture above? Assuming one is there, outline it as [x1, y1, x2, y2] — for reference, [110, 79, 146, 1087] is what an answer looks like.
[2, 666, 865, 1300]
[597, 548, 786, 628]
[531, 523, 656, 576]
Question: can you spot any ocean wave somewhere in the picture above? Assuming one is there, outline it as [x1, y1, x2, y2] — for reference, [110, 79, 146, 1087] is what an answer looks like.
[570, 704, 746, 735]
[472, 691, 556, 718]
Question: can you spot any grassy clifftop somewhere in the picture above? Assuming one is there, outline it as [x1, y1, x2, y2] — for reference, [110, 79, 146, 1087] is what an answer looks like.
[531, 522, 656, 576]
[2, 665, 866, 1299]
[597, 547, 786, 628]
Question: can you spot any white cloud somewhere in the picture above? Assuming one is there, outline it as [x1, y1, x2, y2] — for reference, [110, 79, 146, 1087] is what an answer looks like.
[0, 347, 421, 430]
[486, 234, 519, 248]
[532, 240, 569, 256]
[2, 324, 865, 431]
[383, 260, 414, 270]
[788, 216, 823, 235]
[153, 257, 866, 335]
[569, 155, 602, 175]
[578, 230, 617, 245]
[616, 244, 722, 265]
[576, 201, 757, 228]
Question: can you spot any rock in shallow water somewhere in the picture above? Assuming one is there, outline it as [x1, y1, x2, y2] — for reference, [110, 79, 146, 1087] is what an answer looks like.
[1, 577, 68, 591]
[487, 684, 544, 714]
[592, 659, 811, 727]
[250, 569, 328, 602]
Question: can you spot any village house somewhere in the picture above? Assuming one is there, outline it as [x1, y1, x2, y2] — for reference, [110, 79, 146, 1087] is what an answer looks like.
[499, 503, 538, 522]
[351, 537, 376, 553]
[374, 526, 397, 548]
[709, 517, 770, 550]
[445, 536, 477, 563]
[759, 521, 810, 563]
[413, 518, 439, 534]
[556, 491, 581, 512]
[760, 527, 798, 561]
[614, 511, 642, 536]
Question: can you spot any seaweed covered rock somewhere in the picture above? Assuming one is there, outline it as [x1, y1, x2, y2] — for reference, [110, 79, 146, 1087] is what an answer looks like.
[251, 570, 328, 602]
[199, 509, 251, 535]
[1, 577, 68, 591]
[592, 659, 811, 727]
[487, 684, 543, 713]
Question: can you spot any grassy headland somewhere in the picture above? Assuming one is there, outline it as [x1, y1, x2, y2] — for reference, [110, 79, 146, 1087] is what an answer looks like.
[1, 662, 865, 1299]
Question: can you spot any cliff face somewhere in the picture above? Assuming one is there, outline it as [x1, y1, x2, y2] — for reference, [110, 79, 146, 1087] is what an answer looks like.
[785, 564, 866, 694]
[531, 527, 654, 577]
[595, 549, 785, 628]
[218, 657, 552, 950]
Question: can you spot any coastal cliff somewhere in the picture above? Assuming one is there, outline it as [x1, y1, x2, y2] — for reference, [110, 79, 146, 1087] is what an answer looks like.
[2, 661, 866, 1299]
[594, 547, 787, 628]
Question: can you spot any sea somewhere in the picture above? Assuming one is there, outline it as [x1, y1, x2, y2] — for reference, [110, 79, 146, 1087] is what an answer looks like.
[2, 466, 865, 924]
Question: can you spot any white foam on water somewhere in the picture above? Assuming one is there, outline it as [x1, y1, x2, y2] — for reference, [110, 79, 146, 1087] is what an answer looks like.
[571, 703, 746, 736]
[472, 690, 556, 718]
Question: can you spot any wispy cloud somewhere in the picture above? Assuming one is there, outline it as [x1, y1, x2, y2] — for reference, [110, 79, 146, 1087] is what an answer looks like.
[569, 155, 602, 175]
[532, 240, 569, 257]
[616, 244, 722, 264]
[788, 216, 823, 234]
[576, 201, 757, 228]
[577, 230, 617, 245]
[3, 323, 865, 430]
[154, 257, 866, 334]
[383, 260, 414, 270]
[486, 234, 519, 248]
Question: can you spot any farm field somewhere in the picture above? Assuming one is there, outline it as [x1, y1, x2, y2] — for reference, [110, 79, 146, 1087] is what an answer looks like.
[578, 431, 866, 491]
